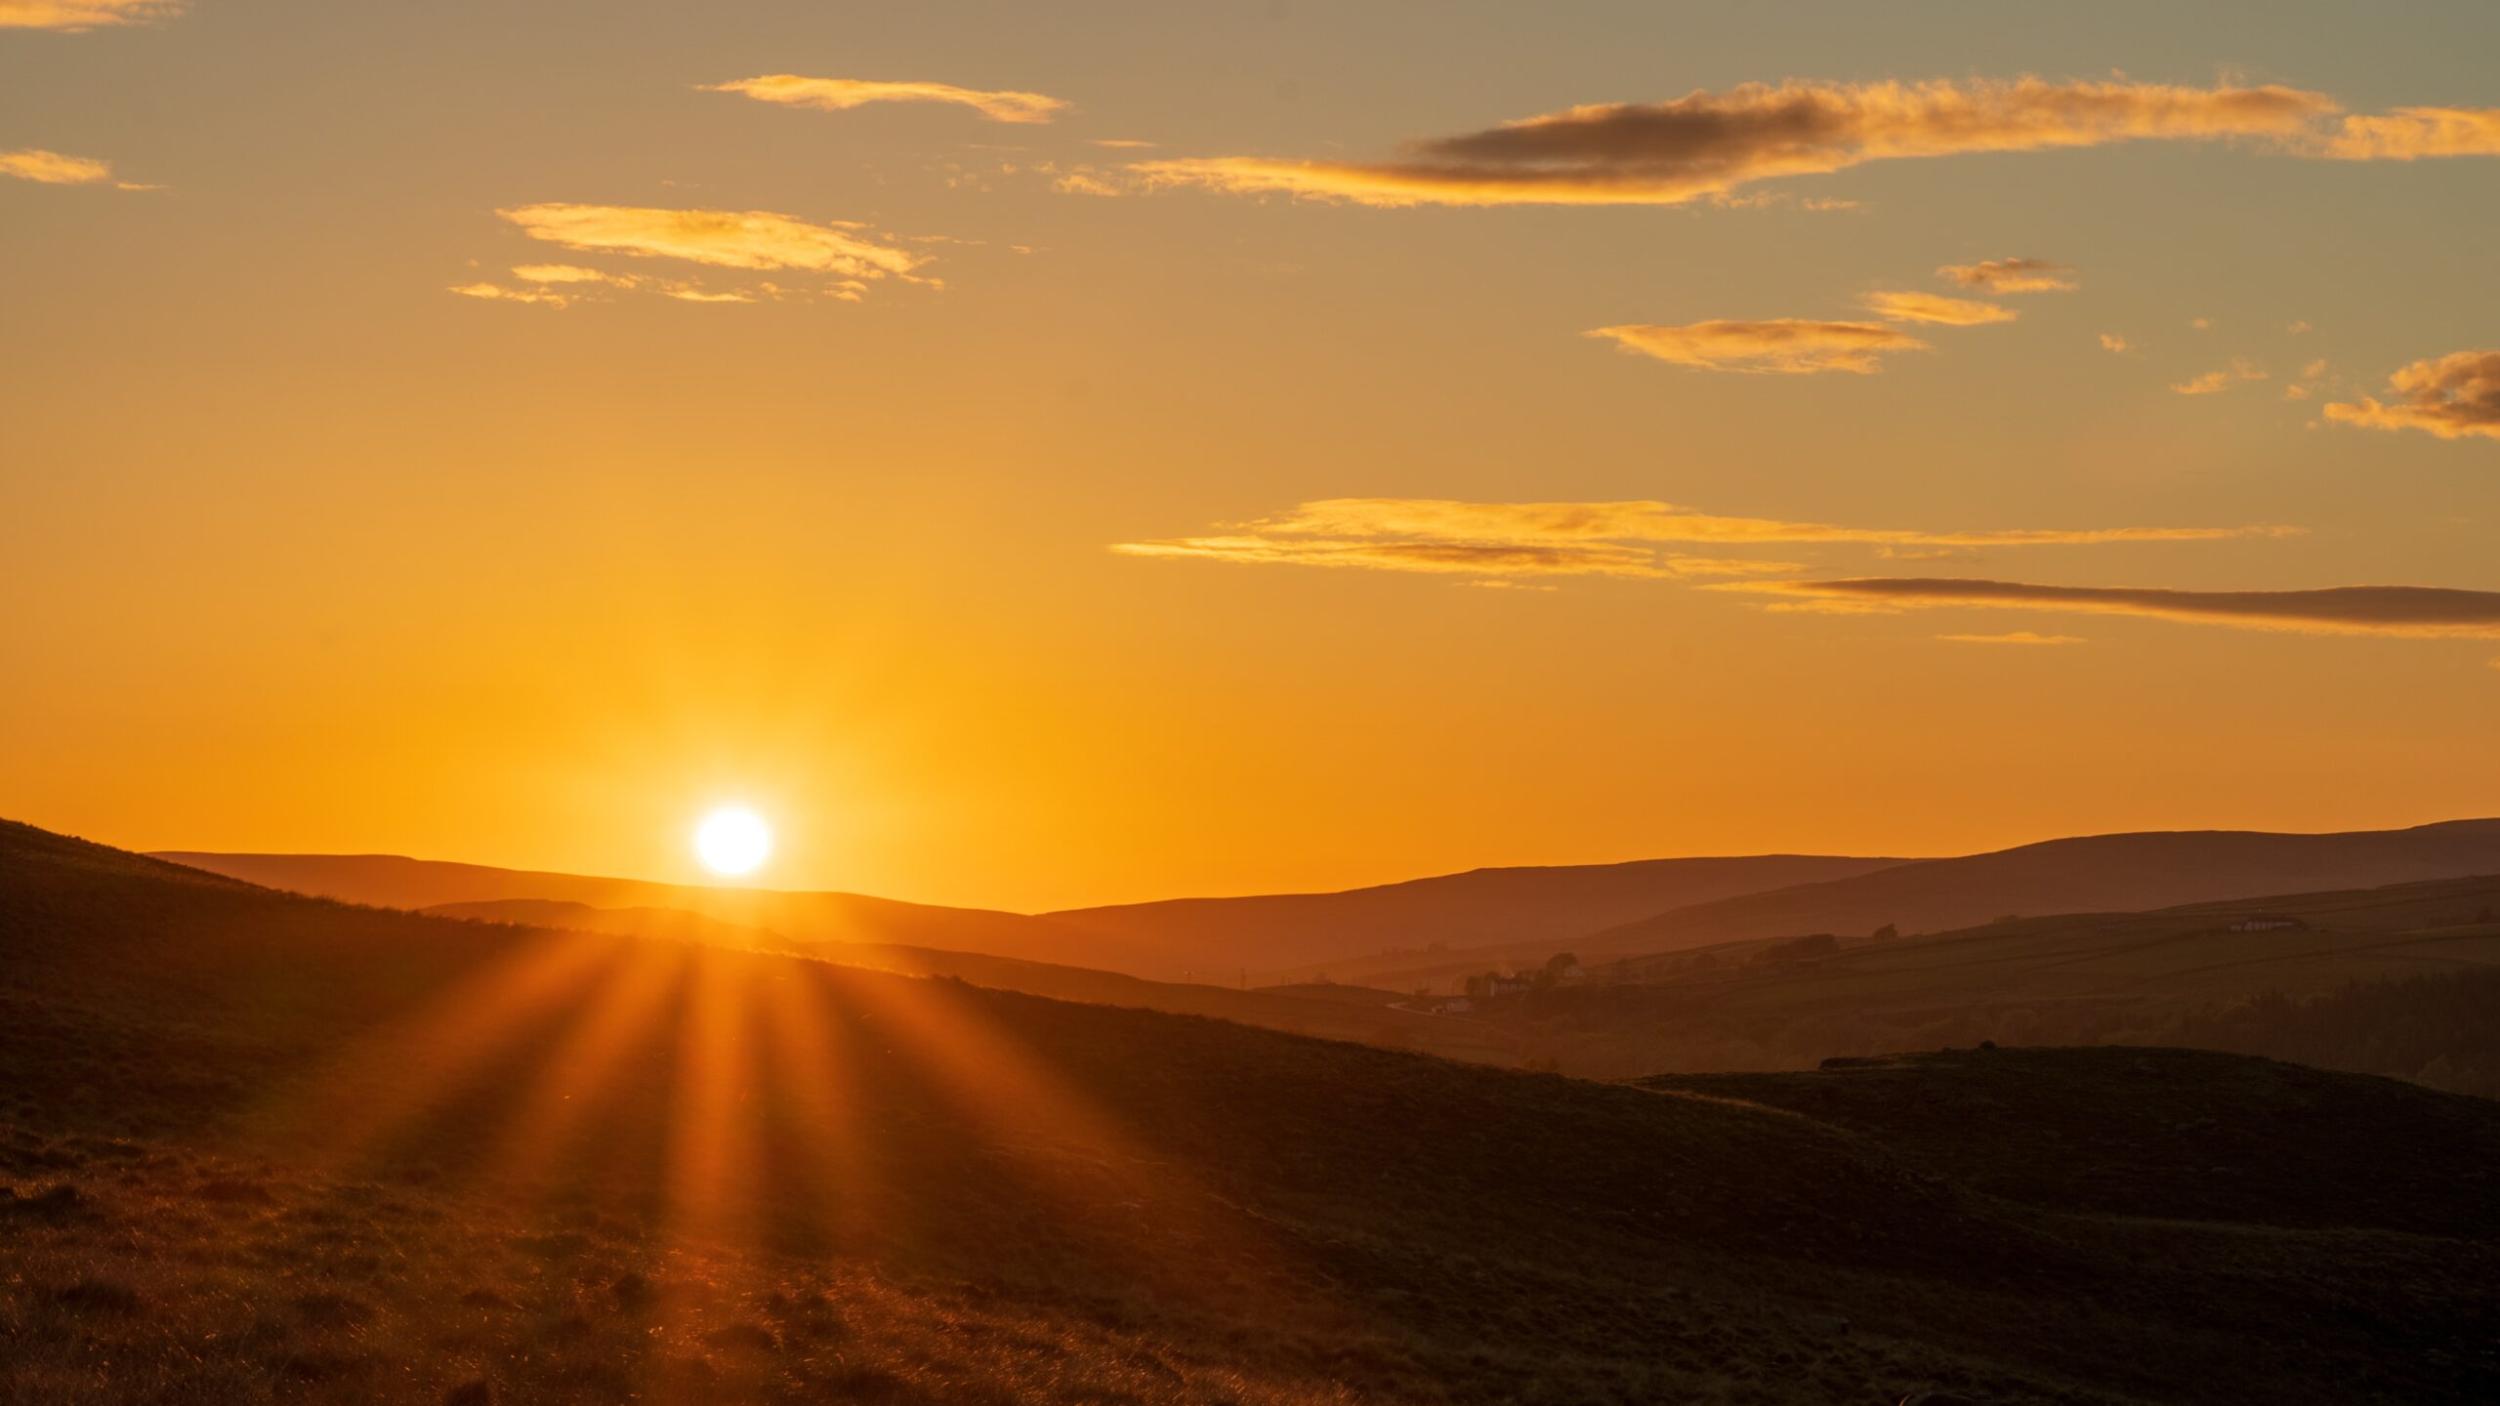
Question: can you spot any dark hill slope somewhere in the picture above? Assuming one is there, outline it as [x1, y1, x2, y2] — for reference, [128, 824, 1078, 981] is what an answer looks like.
[6, 820, 2496, 1403]
[1589, 819, 2500, 962]
[1271, 819, 2500, 994]
[1046, 854, 1903, 980]
[1457, 871, 2500, 1079]
[1643, 1046, 2500, 1237]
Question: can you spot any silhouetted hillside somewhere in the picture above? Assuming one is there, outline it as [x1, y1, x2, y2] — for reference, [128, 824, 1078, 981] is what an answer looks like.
[155, 849, 1152, 971]
[2173, 966, 2500, 1099]
[1594, 820, 2500, 957]
[1645, 1047, 2500, 1237]
[1320, 819, 2500, 990]
[165, 849, 1900, 984]
[1047, 854, 1902, 980]
[1454, 872, 2500, 1079]
[8, 820, 2495, 1403]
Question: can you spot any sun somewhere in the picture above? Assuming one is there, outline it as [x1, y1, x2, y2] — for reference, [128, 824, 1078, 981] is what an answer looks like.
[693, 806, 773, 877]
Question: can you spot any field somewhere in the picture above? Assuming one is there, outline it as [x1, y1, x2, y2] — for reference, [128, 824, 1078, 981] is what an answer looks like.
[4, 821, 2497, 1403]
[1454, 875, 2500, 1080]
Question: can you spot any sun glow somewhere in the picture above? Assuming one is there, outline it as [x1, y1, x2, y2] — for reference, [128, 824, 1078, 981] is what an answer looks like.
[693, 805, 773, 877]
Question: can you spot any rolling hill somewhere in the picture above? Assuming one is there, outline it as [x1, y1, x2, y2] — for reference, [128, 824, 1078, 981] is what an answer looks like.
[9, 818, 2494, 1402]
[1044, 853, 1903, 979]
[1459, 870, 2500, 1079]
[151, 849, 1153, 972]
[1308, 818, 2500, 991]
[159, 848, 1902, 985]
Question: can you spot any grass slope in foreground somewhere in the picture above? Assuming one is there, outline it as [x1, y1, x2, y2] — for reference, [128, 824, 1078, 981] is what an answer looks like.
[3, 820, 2495, 1404]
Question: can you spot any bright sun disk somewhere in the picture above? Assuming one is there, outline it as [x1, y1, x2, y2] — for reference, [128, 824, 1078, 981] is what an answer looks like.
[693, 806, 773, 877]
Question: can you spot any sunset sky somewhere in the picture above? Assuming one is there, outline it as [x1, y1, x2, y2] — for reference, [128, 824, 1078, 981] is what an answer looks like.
[6, 1, 2498, 910]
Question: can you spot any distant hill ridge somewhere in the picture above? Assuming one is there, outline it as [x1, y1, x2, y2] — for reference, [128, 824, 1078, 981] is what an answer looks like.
[159, 818, 2500, 988]
[1301, 818, 2500, 990]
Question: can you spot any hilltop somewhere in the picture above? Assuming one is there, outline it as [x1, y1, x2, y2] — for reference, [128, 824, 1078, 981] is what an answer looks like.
[152, 848, 1144, 970]
[163, 821, 2500, 995]
[1309, 819, 2500, 991]
[4, 818, 2497, 1402]
[1044, 853, 1902, 979]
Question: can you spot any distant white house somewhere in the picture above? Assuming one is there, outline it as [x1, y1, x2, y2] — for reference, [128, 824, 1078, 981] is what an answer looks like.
[2228, 913, 2307, 933]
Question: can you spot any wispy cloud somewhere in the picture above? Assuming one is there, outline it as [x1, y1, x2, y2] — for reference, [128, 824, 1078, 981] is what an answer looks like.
[495, 205, 926, 286]
[1939, 631, 2086, 645]
[1745, 577, 2500, 639]
[2099, 333, 2131, 353]
[1109, 534, 1760, 581]
[510, 264, 632, 286]
[1052, 169, 1121, 196]
[1115, 499, 2299, 584]
[1588, 319, 1928, 375]
[1137, 77, 2500, 209]
[1863, 290, 2018, 326]
[448, 282, 576, 309]
[2323, 351, 2500, 441]
[0, 147, 151, 189]
[2171, 358, 2267, 395]
[702, 76, 1069, 125]
[0, 0, 181, 30]
[451, 261, 800, 310]
[2315, 108, 2500, 160]
[1134, 77, 2338, 207]
[1939, 257, 2078, 293]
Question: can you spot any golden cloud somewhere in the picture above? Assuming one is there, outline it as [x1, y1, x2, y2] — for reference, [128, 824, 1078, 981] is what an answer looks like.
[2171, 358, 2267, 395]
[495, 205, 925, 283]
[448, 282, 575, 309]
[1134, 77, 2336, 207]
[452, 263, 792, 310]
[702, 76, 1069, 125]
[2323, 351, 2500, 441]
[0, 147, 150, 189]
[1745, 578, 2500, 639]
[2316, 108, 2500, 160]
[0, 0, 181, 29]
[1053, 170, 1122, 197]
[1939, 257, 2078, 293]
[1108, 534, 1729, 581]
[2099, 333, 2130, 353]
[1248, 499, 2295, 549]
[1588, 319, 1928, 375]
[510, 264, 632, 286]
[1863, 290, 2017, 326]
[1114, 499, 2300, 584]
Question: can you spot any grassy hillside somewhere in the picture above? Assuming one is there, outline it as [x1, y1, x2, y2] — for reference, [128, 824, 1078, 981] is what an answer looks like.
[1324, 819, 2500, 991]
[1046, 854, 1903, 980]
[1453, 873, 2500, 1080]
[1643, 1047, 2500, 1237]
[6, 821, 2496, 1403]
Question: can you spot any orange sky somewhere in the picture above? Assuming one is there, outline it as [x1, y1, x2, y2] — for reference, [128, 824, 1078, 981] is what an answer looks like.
[4, 1, 2498, 910]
